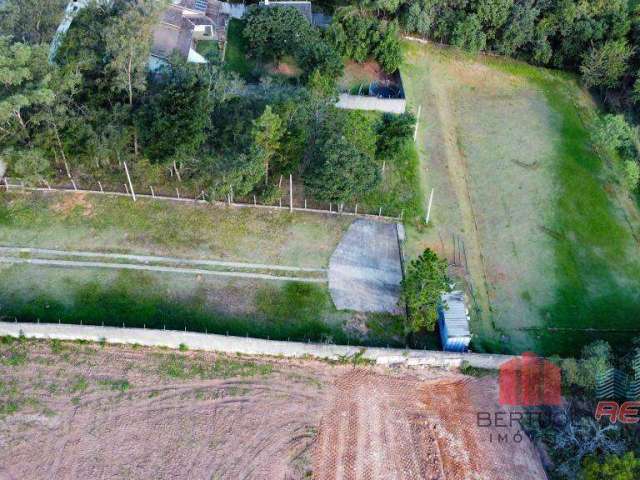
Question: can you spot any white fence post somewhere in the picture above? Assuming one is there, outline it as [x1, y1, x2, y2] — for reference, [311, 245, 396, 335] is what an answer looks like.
[426, 188, 434, 224]
[176, 187, 180, 199]
[150, 186, 155, 198]
[413, 104, 422, 142]
[98, 181, 103, 193]
[123, 161, 136, 201]
[289, 174, 293, 212]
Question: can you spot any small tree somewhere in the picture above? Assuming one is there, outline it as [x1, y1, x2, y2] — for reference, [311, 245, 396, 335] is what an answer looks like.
[251, 105, 285, 185]
[581, 40, 634, 90]
[303, 135, 380, 204]
[624, 160, 640, 191]
[400, 249, 449, 334]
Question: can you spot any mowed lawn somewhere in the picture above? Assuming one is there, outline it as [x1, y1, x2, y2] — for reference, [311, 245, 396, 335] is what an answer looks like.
[402, 41, 640, 356]
[0, 192, 352, 268]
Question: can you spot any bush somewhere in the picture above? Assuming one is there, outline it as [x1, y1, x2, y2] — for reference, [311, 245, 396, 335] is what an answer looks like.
[376, 113, 416, 158]
[328, 10, 403, 73]
[582, 453, 640, 480]
[624, 159, 640, 191]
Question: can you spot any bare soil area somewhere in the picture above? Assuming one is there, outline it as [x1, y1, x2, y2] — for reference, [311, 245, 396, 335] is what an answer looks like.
[0, 338, 545, 479]
[314, 370, 546, 480]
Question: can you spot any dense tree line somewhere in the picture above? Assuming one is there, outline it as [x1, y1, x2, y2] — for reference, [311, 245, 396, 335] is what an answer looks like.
[0, 0, 415, 210]
[384, 1, 639, 111]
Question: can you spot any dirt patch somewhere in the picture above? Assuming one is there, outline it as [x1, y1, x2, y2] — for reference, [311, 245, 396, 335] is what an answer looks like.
[266, 56, 302, 77]
[0, 340, 336, 480]
[0, 339, 546, 479]
[314, 370, 546, 479]
[339, 60, 396, 90]
[51, 192, 94, 218]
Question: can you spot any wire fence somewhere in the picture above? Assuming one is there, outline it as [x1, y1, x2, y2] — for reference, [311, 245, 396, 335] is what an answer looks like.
[1, 175, 402, 223]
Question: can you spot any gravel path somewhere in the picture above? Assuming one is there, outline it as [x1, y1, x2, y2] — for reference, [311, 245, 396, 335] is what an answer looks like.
[0, 257, 326, 283]
[0, 246, 326, 273]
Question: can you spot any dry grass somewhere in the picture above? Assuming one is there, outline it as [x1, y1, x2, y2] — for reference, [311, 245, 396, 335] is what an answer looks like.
[401, 41, 640, 355]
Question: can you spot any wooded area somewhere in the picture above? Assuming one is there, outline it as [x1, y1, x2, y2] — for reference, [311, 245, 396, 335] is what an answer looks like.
[0, 0, 415, 215]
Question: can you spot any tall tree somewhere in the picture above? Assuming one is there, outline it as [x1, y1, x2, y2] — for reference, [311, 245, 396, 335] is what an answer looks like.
[303, 134, 380, 204]
[0, 40, 55, 141]
[581, 40, 634, 90]
[104, 0, 160, 154]
[138, 61, 211, 165]
[400, 249, 449, 334]
[251, 105, 284, 185]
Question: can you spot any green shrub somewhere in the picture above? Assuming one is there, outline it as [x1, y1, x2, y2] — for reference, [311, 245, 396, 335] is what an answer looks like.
[624, 160, 640, 191]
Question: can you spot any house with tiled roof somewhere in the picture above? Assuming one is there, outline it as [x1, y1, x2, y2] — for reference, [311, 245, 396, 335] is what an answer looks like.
[150, 0, 229, 69]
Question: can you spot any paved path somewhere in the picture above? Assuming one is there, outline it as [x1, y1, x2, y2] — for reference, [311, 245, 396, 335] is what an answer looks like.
[0, 246, 326, 273]
[0, 322, 514, 369]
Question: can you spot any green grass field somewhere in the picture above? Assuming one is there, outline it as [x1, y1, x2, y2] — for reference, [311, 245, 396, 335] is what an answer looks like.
[0, 265, 363, 344]
[0, 192, 351, 268]
[0, 192, 405, 347]
[402, 41, 640, 356]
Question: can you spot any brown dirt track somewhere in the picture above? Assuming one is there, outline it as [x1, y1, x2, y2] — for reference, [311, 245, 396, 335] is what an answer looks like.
[0, 339, 545, 480]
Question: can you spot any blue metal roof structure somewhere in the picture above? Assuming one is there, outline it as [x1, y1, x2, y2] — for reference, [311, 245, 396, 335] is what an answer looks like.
[438, 291, 471, 352]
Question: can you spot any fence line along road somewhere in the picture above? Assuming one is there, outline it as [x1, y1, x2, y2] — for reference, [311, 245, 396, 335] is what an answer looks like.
[1, 178, 402, 223]
[0, 321, 514, 370]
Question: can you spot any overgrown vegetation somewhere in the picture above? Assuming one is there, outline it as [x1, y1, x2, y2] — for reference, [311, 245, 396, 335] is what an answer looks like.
[0, 0, 419, 218]
[328, 7, 403, 73]
[525, 340, 640, 479]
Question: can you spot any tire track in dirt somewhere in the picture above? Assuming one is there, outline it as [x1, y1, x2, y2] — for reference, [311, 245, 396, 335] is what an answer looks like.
[427, 73, 493, 331]
[313, 370, 445, 480]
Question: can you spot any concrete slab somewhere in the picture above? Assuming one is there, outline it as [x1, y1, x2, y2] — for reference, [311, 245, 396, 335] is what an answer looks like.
[328, 219, 403, 314]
